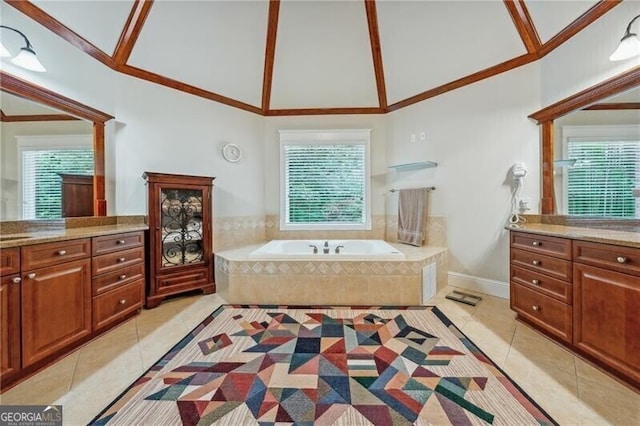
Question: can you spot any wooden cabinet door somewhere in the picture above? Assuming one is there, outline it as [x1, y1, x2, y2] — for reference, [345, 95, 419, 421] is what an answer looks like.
[21, 259, 91, 367]
[574, 263, 640, 385]
[1, 275, 21, 382]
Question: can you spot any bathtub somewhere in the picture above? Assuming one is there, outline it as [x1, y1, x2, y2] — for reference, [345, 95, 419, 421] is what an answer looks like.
[248, 239, 405, 260]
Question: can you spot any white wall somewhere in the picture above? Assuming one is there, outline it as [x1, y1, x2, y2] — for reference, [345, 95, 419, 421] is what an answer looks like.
[540, 1, 640, 107]
[112, 74, 266, 218]
[387, 63, 541, 282]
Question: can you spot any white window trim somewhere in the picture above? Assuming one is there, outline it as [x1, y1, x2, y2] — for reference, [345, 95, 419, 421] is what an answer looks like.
[279, 129, 372, 231]
[561, 125, 640, 215]
[17, 134, 93, 220]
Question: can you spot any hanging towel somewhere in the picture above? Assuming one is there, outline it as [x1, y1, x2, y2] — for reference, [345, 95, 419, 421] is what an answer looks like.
[397, 188, 428, 246]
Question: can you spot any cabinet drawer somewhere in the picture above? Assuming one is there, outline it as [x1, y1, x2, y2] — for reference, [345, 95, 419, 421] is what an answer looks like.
[574, 241, 640, 277]
[511, 232, 572, 260]
[511, 283, 572, 343]
[511, 248, 572, 282]
[511, 265, 571, 303]
[92, 232, 144, 256]
[156, 268, 210, 294]
[93, 280, 143, 330]
[0, 248, 20, 276]
[92, 263, 145, 296]
[21, 239, 90, 271]
[92, 247, 144, 277]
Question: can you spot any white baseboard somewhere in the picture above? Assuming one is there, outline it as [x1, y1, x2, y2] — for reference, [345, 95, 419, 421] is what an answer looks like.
[447, 272, 509, 299]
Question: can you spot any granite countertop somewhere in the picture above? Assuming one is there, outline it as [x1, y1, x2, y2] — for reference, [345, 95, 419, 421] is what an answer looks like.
[507, 222, 640, 249]
[0, 223, 148, 249]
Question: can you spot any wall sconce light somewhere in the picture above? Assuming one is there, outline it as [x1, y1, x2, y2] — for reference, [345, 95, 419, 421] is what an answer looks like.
[609, 14, 640, 61]
[0, 25, 46, 72]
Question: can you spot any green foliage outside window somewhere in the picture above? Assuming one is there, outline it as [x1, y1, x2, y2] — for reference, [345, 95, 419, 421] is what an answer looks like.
[567, 141, 638, 218]
[28, 149, 94, 219]
[286, 145, 365, 224]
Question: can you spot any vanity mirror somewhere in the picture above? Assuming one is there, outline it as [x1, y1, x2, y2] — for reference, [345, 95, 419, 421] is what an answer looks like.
[529, 66, 640, 216]
[552, 88, 640, 216]
[0, 71, 113, 220]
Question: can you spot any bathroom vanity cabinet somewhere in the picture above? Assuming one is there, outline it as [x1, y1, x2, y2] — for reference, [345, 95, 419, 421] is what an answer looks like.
[144, 172, 215, 308]
[0, 229, 145, 391]
[510, 230, 640, 390]
[1, 248, 21, 384]
[21, 239, 92, 367]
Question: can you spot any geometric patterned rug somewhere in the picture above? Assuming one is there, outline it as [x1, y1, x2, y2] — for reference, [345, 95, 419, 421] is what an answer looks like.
[90, 305, 556, 425]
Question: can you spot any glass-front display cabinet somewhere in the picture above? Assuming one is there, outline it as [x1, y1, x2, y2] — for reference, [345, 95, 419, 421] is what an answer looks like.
[143, 172, 215, 308]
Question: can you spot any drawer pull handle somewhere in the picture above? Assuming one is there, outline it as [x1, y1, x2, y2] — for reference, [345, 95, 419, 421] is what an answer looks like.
[119, 299, 127, 305]
[616, 256, 627, 264]
[57, 250, 67, 256]
[117, 239, 125, 245]
[119, 274, 127, 280]
[12, 277, 21, 283]
[531, 279, 540, 285]
[532, 305, 540, 311]
[532, 260, 540, 266]
[27, 273, 36, 279]
[532, 241, 541, 247]
[118, 257, 126, 263]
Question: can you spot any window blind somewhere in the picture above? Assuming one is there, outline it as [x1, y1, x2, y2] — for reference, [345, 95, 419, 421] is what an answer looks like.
[567, 140, 640, 218]
[283, 144, 366, 225]
[22, 149, 94, 219]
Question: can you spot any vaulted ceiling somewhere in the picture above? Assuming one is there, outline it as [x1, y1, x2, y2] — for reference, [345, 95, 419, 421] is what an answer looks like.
[1, 0, 624, 116]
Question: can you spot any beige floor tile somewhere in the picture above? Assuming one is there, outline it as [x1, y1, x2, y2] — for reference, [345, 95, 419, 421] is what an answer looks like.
[175, 293, 225, 329]
[574, 356, 639, 395]
[0, 350, 79, 405]
[136, 315, 192, 369]
[509, 322, 576, 375]
[577, 375, 640, 425]
[461, 319, 515, 367]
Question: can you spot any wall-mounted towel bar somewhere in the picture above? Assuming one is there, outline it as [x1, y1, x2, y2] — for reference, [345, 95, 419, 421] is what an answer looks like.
[388, 186, 436, 193]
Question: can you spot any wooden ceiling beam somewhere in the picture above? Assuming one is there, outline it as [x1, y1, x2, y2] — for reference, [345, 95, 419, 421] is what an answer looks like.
[538, 0, 622, 57]
[364, 0, 388, 109]
[261, 0, 280, 112]
[5, 0, 114, 67]
[529, 66, 640, 123]
[504, 0, 542, 56]
[0, 110, 6, 122]
[1, 113, 80, 122]
[5, 0, 625, 117]
[387, 53, 537, 112]
[0, 71, 114, 123]
[118, 64, 263, 115]
[266, 107, 384, 116]
[112, 0, 154, 66]
[583, 102, 640, 111]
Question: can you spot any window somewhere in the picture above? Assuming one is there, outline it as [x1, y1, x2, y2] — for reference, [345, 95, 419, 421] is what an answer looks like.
[18, 135, 93, 219]
[562, 126, 640, 218]
[279, 129, 371, 230]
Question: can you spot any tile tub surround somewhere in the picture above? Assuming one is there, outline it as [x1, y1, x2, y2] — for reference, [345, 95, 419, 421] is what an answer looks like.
[214, 215, 448, 251]
[214, 243, 448, 305]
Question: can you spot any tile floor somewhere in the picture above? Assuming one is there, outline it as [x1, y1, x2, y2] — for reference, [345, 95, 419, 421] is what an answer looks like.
[1, 286, 639, 425]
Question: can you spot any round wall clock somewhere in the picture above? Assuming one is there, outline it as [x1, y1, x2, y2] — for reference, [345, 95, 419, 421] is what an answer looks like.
[222, 143, 242, 163]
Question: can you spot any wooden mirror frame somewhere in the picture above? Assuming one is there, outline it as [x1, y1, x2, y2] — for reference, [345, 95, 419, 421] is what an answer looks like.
[529, 65, 640, 214]
[0, 71, 114, 216]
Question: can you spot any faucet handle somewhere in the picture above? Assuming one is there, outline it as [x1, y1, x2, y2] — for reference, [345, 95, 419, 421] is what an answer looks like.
[324, 241, 329, 247]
